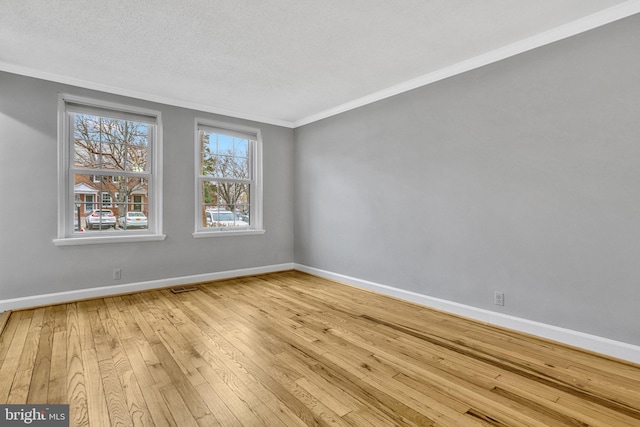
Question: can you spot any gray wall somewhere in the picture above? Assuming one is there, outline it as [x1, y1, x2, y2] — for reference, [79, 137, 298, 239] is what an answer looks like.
[294, 14, 640, 345]
[0, 72, 294, 300]
[2, 14, 639, 348]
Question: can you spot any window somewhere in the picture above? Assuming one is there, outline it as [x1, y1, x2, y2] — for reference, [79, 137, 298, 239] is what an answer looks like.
[55, 94, 165, 245]
[194, 120, 263, 237]
[133, 195, 142, 212]
[101, 192, 113, 208]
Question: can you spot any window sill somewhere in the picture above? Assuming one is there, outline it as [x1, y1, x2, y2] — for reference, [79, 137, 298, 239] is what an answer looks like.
[192, 229, 266, 238]
[53, 234, 166, 246]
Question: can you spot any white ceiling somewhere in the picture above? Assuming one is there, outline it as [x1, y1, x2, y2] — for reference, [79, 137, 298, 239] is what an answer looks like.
[1, 1, 639, 128]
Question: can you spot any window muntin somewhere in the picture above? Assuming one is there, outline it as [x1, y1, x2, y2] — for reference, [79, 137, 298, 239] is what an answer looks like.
[56, 95, 163, 244]
[195, 122, 262, 234]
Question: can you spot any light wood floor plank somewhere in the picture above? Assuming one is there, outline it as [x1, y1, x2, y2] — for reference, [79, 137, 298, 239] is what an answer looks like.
[1, 271, 639, 426]
[25, 305, 55, 403]
[137, 383, 176, 427]
[8, 330, 40, 404]
[158, 384, 200, 427]
[0, 310, 11, 338]
[47, 329, 67, 404]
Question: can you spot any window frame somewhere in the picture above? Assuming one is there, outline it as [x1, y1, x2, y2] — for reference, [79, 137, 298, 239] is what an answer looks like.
[193, 119, 264, 238]
[54, 94, 165, 246]
[102, 192, 113, 208]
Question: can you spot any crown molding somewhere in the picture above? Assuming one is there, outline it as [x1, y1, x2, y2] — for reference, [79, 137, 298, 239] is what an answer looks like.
[2, 1, 639, 129]
[294, 0, 640, 127]
[0, 62, 295, 129]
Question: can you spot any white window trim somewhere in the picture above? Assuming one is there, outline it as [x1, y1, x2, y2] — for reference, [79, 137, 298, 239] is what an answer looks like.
[55, 93, 165, 246]
[192, 118, 264, 238]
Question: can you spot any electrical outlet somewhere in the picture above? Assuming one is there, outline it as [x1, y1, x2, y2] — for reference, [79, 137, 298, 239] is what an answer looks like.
[113, 269, 122, 280]
[494, 291, 504, 306]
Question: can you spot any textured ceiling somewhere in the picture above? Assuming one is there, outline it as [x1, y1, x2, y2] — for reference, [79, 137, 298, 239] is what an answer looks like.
[1, 0, 638, 127]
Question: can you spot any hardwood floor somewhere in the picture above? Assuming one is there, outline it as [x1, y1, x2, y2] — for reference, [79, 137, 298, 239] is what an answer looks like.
[0, 271, 639, 426]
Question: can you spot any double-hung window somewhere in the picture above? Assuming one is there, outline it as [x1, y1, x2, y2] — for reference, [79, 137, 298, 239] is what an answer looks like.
[194, 120, 263, 237]
[55, 94, 164, 245]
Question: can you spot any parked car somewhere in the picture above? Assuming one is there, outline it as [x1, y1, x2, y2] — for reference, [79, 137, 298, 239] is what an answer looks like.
[85, 209, 116, 229]
[235, 211, 249, 223]
[205, 209, 248, 228]
[118, 211, 148, 229]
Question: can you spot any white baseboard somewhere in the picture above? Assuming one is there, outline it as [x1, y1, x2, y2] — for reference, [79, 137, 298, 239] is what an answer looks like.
[3, 261, 639, 365]
[294, 263, 640, 365]
[0, 263, 294, 312]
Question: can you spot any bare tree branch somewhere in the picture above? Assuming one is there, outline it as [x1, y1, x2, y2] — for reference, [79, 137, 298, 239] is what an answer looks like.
[74, 114, 149, 208]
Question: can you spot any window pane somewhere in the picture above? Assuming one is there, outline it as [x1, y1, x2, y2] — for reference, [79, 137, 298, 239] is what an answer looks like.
[73, 173, 149, 232]
[73, 175, 99, 221]
[83, 206, 116, 231]
[201, 181, 250, 229]
[73, 114, 104, 168]
[216, 182, 235, 211]
[100, 142, 120, 170]
[201, 133, 216, 177]
[120, 177, 148, 201]
[233, 157, 248, 179]
[127, 146, 148, 172]
[217, 134, 233, 155]
[234, 138, 248, 158]
[200, 130, 250, 178]
[73, 144, 100, 169]
[235, 183, 250, 225]
[202, 181, 218, 207]
[120, 203, 149, 230]
[216, 155, 232, 178]
[73, 113, 149, 171]
[115, 177, 149, 229]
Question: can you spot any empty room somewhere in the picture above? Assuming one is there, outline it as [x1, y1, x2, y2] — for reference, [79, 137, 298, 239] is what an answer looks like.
[1, 1, 640, 426]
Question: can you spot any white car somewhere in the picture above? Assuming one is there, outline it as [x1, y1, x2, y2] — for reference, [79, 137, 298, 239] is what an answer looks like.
[118, 211, 148, 229]
[205, 209, 248, 228]
[85, 209, 116, 229]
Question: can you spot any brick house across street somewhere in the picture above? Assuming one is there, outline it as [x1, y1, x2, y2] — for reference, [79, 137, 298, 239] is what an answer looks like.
[74, 174, 148, 229]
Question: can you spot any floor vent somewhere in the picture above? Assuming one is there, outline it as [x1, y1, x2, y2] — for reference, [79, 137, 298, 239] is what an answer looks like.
[170, 286, 198, 294]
